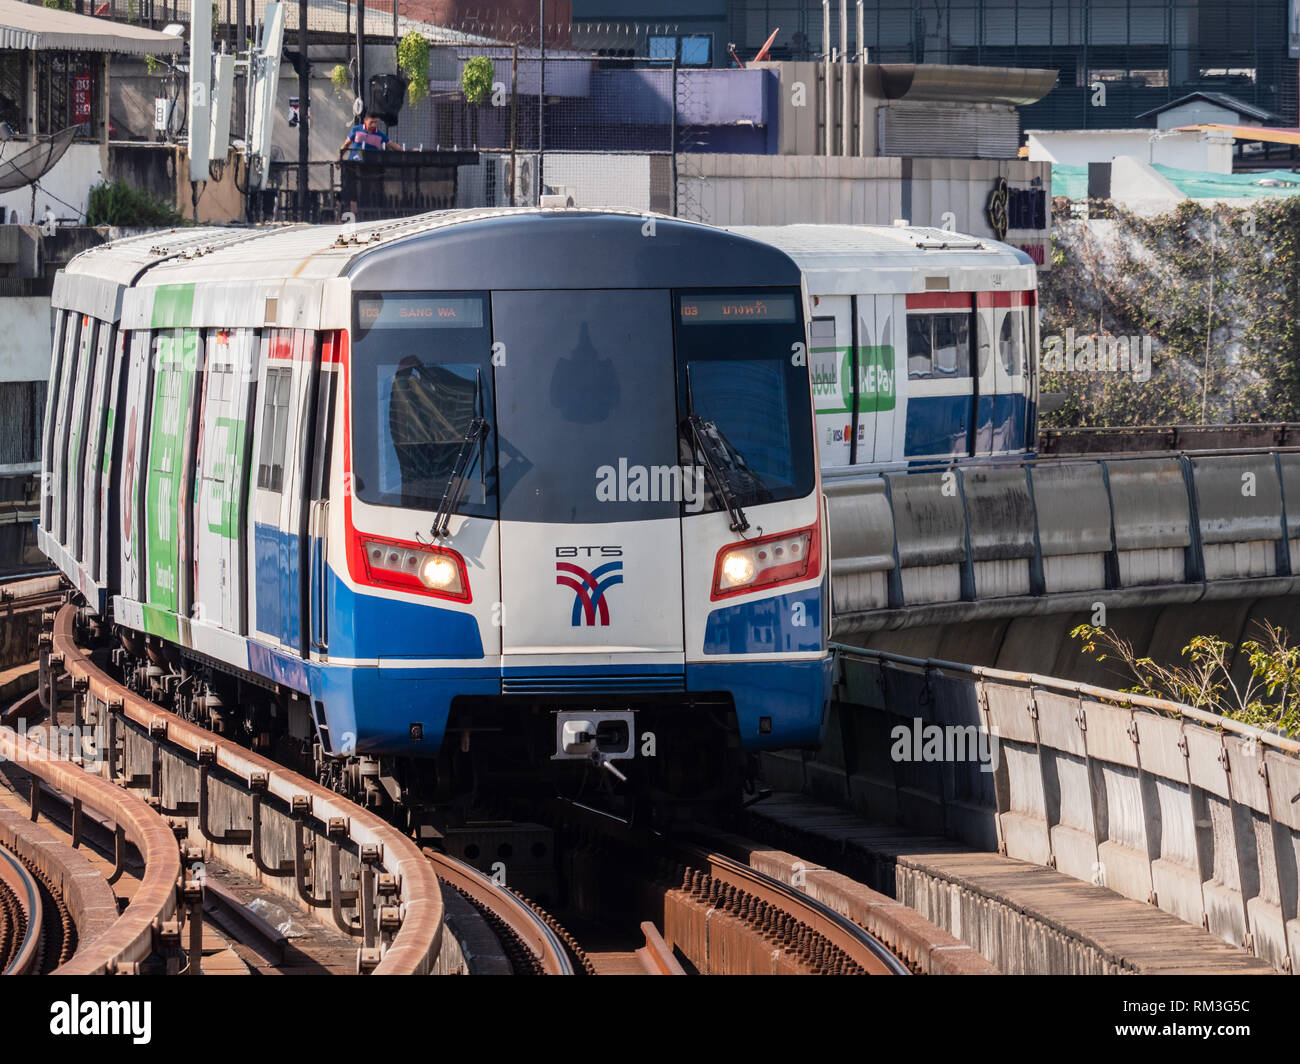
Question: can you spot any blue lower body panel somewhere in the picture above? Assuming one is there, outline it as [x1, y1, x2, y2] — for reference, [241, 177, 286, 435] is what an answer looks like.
[687, 657, 832, 750]
[310, 664, 499, 756]
[302, 655, 831, 757]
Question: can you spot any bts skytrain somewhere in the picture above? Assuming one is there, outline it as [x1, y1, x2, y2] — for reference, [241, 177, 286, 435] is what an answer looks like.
[39, 209, 1037, 812]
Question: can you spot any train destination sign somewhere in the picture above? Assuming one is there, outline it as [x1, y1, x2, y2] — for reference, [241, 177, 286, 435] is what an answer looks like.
[679, 293, 797, 324]
[356, 295, 485, 330]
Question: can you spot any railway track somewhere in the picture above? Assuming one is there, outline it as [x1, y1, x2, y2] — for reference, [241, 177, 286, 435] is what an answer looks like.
[28, 600, 591, 975]
[526, 799, 911, 976]
[3, 586, 920, 976]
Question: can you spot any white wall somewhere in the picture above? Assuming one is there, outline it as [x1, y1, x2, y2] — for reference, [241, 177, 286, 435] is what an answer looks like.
[543, 153, 653, 211]
[675, 154, 1052, 265]
[0, 296, 54, 384]
[0, 143, 107, 225]
[1027, 129, 1234, 174]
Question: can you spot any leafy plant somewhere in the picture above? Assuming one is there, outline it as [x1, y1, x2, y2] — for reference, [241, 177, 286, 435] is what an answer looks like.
[43, 0, 73, 9]
[1071, 622, 1300, 735]
[1040, 197, 1300, 428]
[397, 31, 430, 105]
[330, 63, 350, 97]
[461, 55, 494, 106]
[85, 180, 186, 228]
[145, 54, 161, 75]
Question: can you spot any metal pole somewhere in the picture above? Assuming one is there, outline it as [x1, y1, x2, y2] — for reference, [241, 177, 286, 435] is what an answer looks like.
[509, 43, 518, 206]
[857, 0, 865, 156]
[670, 56, 678, 216]
[822, 0, 830, 156]
[356, 0, 366, 113]
[236, 0, 246, 135]
[840, 0, 848, 155]
[537, 0, 545, 203]
[298, 0, 309, 221]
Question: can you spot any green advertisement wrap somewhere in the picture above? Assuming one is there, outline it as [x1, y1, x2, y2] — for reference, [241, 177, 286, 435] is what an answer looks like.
[144, 330, 197, 620]
[810, 344, 896, 415]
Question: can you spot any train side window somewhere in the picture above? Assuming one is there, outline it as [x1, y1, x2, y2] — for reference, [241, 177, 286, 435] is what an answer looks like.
[976, 315, 991, 377]
[999, 312, 1024, 376]
[933, 313, 970, 376]
[257, 367, 291, 493]
[907, 315, 932, 378]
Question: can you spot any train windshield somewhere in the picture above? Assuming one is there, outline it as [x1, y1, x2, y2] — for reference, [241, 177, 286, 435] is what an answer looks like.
[350, 292, 496, 516]
[674, 290, 815, 512]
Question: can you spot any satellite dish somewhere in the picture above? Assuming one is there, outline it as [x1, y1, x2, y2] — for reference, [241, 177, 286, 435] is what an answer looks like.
[0, 127, 77, 193]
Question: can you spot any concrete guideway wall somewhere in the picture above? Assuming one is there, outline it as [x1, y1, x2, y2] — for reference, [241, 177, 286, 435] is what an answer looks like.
[769, 643, 1300, 973]
[828, 448, 1300, 635]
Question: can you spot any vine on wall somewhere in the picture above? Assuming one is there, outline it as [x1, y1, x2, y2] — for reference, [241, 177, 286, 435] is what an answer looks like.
[1039, 196, 1300, 427]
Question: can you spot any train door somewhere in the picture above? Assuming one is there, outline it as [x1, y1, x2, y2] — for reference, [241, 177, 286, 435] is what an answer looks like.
[49, 313, 81, 546]
[81, 323, 116, 586]
[902, 294, 976, 461]
[143, 328, 201, 641]
[64, 317, 97, 554]
[119, 331, 153, 602]
[808, 296, 854, 467]
[195, 329, 258, 634]
[982, 295, 1031, 453]
[491, 289, 684, 668]
[40, 310, 69, 538]
[100, 328, 130, 591]
[974, 295, 998, 456]
[250, 330, 316, 655]
[856, 294, 899, 466]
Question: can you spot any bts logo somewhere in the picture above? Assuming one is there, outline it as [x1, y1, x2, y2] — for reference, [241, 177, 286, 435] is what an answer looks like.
[556, 548, 623, 627]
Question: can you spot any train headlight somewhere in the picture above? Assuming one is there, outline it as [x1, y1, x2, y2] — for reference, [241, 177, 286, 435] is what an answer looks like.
[711, 522, 821, 600]
[419, 555, 460, 591]
[356, 534, 470, 602]
[720, 551, 756, 588]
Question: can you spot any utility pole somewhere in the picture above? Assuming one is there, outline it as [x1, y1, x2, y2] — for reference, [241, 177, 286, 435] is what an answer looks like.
[297, 0, 309, 220]
[537, 0, 545, 204]
[509, 43, 518, 206]
[355, 0, 366, 117]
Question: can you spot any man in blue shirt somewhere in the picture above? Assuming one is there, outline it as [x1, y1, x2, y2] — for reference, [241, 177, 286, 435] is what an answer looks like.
[340, 115, 403, 215]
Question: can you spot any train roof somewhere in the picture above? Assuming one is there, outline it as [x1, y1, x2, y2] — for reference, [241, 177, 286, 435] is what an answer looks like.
[54, 212, 1039, 331]
[728, 223, 1038, 296]
[54, 208, 807, 331]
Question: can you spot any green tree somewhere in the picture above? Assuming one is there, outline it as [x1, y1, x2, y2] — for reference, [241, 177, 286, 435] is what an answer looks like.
[1071, 622, 1300, 734]
[86, 180, 186, 228]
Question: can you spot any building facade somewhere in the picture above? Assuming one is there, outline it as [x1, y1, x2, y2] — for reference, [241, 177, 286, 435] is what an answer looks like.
[569, 0, 1295, 130]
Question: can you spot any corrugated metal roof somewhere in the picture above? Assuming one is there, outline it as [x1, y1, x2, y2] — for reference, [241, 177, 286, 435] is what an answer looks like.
[0, 0, 185, 55]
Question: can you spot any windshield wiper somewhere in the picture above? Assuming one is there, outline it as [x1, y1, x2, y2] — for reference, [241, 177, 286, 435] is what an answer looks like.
[431, 415, 489, 538]
[684, 366, 750, 533]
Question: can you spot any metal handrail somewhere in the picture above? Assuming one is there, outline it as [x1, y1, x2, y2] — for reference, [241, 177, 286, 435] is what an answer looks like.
[832, 641, 1300, 757]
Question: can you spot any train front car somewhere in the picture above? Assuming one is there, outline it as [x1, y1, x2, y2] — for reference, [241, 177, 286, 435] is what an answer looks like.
[330, 211, 829, 812]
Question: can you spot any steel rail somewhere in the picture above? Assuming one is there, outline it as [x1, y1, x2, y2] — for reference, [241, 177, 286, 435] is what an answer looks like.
[0, 845, 42, 975]
[49, 605, 445, 975]
[680, 842, 912, 976]
[635, 920, 686, 975]
[423, 849, 574, 975]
